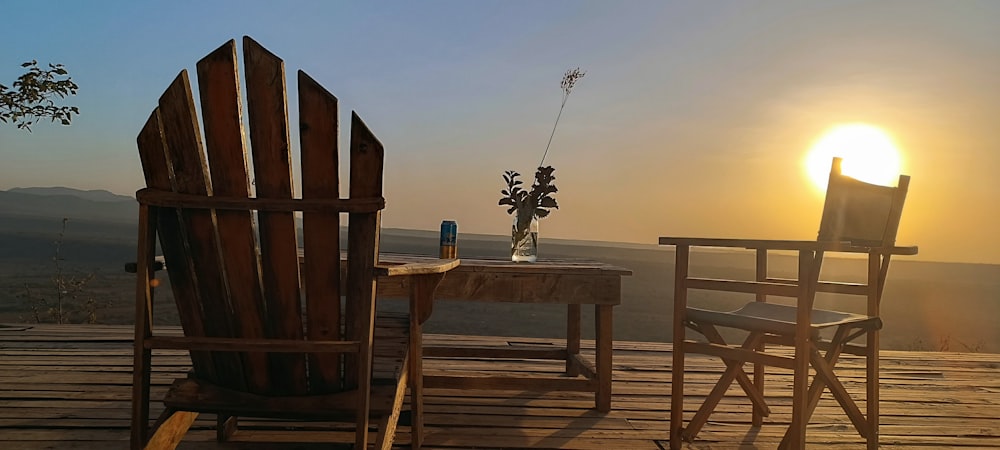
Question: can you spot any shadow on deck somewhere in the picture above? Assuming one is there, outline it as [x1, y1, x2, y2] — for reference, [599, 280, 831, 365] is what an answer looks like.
[1, 324, 998, 449]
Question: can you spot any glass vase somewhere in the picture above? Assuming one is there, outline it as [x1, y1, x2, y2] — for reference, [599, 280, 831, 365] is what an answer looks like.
[511, 213, 539, 262]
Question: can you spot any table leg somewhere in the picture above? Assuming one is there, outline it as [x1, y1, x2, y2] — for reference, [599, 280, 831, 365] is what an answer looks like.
[566, 304, 581, 376]
[596, 304, 613, 412]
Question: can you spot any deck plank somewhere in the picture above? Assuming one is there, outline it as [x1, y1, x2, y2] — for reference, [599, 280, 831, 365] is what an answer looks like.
[0, 324, 998, 448]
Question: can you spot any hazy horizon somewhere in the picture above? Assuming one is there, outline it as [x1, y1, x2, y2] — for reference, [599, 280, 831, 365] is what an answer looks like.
[2, 1, 998, 264]
[4, 185, 999, 269]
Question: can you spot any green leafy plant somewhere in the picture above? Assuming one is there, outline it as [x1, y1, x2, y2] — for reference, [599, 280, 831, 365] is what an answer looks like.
[500, 167, 559, 245]
[1, 60, 80, 131]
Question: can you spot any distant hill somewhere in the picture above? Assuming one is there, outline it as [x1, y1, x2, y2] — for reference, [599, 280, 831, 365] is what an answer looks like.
[0, 187, 136, 224]
[8, 187, 133, 203]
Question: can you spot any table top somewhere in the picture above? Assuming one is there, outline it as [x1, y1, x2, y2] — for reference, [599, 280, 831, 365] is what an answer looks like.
[294, 249, 632, 277]
[372, 253, 629, 305]
[376, 253, 633, 277]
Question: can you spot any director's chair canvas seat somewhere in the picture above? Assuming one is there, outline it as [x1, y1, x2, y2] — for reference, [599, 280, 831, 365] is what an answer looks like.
[687, 302, 880, 337]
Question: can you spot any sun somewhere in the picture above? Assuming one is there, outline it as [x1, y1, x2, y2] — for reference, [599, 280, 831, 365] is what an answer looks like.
[805, 123, 902, 191]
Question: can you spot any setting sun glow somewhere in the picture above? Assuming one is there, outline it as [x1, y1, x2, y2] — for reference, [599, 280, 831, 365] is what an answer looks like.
[805, 124, 902, 191]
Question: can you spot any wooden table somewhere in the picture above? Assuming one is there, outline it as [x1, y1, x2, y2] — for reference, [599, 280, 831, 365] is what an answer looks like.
[373, 254, 632, 412]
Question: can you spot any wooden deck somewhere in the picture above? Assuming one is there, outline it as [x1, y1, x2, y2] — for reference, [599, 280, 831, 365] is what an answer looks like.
[1, 324, 998, 449]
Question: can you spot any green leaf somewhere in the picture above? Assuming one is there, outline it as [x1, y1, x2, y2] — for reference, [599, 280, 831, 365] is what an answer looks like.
[3, 60, 79, 131]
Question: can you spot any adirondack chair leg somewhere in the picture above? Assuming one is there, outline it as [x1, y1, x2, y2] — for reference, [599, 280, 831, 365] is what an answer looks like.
[131, 203, 156, 450]
[216, 414, 237, 441]
[145, 409, 199, 450]
[375, 353, 409, 450]
[130, 342, 151, 450]
[409, 321, 424, 450]
[408, 272, 444, 449]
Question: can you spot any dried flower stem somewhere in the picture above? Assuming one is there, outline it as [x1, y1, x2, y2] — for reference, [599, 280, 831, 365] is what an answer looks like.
[538, 67, 585, 168]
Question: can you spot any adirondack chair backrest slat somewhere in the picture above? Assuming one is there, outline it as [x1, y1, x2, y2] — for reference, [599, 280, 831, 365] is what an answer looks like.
[344, 112, 384, 390]
[156, 72, 247, 390]
[196, 42, 271, 394]
[244, 37, 308, 396]
[298, 70, 344, 392]
[137, 37, 385, 398]
[136, 111, 217, 383]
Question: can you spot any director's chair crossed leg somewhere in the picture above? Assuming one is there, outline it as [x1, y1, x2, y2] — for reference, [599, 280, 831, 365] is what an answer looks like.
[680, 327, 770, 441]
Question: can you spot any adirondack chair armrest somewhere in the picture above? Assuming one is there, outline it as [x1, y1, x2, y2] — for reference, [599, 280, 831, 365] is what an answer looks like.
[375, 258, 460, 277]
[124, 256, 166, 273]
[376, 259, 459, 324]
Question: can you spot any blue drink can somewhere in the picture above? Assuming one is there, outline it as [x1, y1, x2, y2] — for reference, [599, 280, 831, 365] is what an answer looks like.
[439, 220, 458, 259]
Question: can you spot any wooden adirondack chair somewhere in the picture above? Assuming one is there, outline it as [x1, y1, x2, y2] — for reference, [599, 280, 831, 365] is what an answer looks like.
[130, 36, 458, 449]
[660, 157, 917, 449]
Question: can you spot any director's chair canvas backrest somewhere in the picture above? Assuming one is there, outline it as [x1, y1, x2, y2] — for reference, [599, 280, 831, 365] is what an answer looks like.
[817, 157, 909, 248]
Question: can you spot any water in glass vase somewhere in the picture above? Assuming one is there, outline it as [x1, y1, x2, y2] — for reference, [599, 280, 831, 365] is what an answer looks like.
[511, 214, 539, 262]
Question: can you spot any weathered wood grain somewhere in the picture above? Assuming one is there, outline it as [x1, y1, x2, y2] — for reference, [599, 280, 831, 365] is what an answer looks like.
[196, 38, 271, 395]
[2, 325, 999, 448]
[308, 252, 629, 304]
[135, 111, 215, 381]
[297, 69, 343, 393]
[157, 70, 245, 389]
[243, 36, 306, 395]
[344, 112, 384, 448]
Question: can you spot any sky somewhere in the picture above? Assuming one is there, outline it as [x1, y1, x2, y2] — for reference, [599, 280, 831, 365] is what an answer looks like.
[1, 0, 998, 264]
